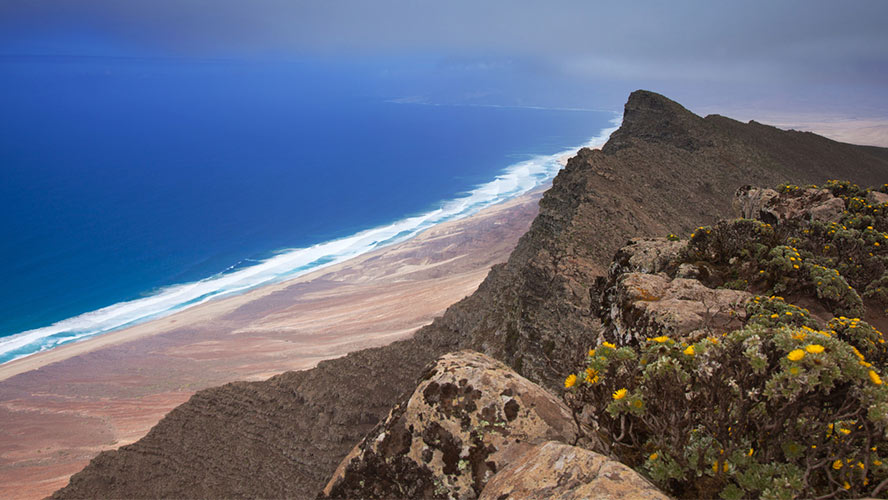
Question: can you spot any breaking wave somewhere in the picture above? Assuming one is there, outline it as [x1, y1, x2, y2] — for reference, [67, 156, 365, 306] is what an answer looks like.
[0, 120, 619, 365]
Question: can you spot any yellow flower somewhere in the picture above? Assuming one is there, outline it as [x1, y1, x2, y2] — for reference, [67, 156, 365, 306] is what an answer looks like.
[793, 264, 799, 269]
[649, 452, 658, 460]
[839, 428, 851, 435]
[683, 345, 695, 356]
[770, 313, 779, 319]
[785, 311, 793, 316]
[805, 344, 825, 354]
[789, 366, 800, 375]
[787, 349, 806, 361]
[584, 368, 599, 385]
[588, 348, 595, 357]
[651, 336, 670, 343]
[875, 459, 883, 466]
[833, 459, 843, 470]
[632, 399, 643, 408]
[564, 374, 577, 388]
[869, 370, 883, 385]
[747, 448, 754, 457]
[843, 481, 851, 490]
[613, 388, 627, 400]
[602, 342, 616, 349]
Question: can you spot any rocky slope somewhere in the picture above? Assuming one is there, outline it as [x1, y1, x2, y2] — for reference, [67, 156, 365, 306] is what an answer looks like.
[562, 183, 888, 498]
[53, 91, 888, 498]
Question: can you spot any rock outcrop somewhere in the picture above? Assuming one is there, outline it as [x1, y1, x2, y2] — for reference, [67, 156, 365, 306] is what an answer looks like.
[734, 185, 845, 223]
[478, 441, 669, 500]
[53, 91, 888, 499]
[602, 271, 750, 344]
[594, 238, 750, 344]
[321, 351, 579, 499]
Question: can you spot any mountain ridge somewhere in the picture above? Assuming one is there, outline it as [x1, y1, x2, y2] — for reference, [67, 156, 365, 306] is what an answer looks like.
[52, 90, 888, 498]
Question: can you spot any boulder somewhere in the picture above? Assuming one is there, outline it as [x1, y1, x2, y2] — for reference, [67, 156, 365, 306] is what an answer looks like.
[321, 351, 578, 499]
[733, 186, 845, 224]
[733, 186, 779, 220]
[609, 238, 685, 277]
[478, 441, 669, 500]
[605, 272, 750, 344]
[867, 190, 888, 206]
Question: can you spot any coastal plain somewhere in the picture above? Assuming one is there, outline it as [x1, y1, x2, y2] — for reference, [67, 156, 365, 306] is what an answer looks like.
[0, 187, 543, 500]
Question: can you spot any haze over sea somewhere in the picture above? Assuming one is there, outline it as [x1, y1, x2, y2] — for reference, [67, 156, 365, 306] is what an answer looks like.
[0, 56, 616, 364]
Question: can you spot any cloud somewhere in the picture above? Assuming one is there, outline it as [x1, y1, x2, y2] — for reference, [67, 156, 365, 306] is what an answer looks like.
[1, 0, 886, 114]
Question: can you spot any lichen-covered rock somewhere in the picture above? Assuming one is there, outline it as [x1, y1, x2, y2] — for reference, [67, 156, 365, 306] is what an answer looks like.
[321, 351, 578, 499]
[734, 186, 845, 224]
[478, 441, 669, 500]
[609, 238, 685, 277]
[603, 272, 749, 344]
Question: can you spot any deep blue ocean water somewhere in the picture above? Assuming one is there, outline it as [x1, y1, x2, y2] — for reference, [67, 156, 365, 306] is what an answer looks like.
[0, 56, 616, 363]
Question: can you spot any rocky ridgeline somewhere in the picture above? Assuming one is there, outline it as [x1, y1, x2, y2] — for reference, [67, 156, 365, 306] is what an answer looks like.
[53, 92, 888, 499]
[315, 182, 888, 499]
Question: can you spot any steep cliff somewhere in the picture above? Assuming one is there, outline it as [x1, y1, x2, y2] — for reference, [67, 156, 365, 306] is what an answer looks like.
[53, 91, 888, 499]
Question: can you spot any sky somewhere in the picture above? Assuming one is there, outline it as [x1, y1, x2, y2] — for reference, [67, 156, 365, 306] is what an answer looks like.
[1, 0, 887, 118]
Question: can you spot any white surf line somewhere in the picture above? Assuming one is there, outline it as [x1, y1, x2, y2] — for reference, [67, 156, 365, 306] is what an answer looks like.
[0, 119, 620, 365]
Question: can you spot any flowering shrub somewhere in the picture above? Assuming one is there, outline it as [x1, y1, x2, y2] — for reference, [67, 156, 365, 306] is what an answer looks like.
[566, 316, 888, 499]
[566, 182, 888, 498]
[808, 264, 864, 318]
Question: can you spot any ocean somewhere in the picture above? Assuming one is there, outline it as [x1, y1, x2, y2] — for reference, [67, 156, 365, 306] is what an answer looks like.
[0, 56, 617, 364]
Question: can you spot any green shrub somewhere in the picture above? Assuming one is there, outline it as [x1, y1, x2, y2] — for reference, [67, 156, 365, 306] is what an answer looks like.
[566, 181, 888, 499]
[566, 322, 888, 499]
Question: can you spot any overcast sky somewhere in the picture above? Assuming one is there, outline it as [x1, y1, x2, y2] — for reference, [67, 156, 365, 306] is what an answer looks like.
[1, 1, 886, 116]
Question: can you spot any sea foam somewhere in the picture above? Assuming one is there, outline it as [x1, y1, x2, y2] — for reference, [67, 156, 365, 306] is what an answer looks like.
[0, 120, 619, 365]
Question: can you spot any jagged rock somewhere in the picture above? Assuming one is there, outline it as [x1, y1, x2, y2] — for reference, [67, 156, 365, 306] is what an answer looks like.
[733, 186, 779, 219]
[734, 186, 845, 224]
[676, 263, 701, 279]
[868, 190, 888, 205]
[321, 351, 578, 499]
[609, 238, 686, 276]
[478, 441, 669, 500]
[604, 272, 750, 344]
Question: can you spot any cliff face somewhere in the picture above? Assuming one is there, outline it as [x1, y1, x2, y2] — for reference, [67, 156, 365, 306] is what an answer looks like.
[53, 91, 888, 499]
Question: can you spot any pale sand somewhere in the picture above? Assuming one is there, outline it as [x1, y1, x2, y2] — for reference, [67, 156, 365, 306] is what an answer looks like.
[0, 185, 546, 500]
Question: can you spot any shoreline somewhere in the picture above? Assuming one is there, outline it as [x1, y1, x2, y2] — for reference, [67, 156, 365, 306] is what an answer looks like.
[0, 130, 601, 368]
[0, 183, 549, 500]
[0, 187, 548, 383]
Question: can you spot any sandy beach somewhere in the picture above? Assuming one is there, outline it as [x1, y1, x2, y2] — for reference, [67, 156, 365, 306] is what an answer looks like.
[0, 186, 546, 500]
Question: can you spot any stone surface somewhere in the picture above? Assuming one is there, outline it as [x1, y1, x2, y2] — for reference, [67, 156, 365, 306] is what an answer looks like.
[734, 186, 845, 224]
[733, 186, 779, 220]
[321, 351, 578, 499]
[610, 238, 686, 276]
[868, 190, 888, 205]
[478, 441, 669, 500]
[603, 271, 750, 344]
